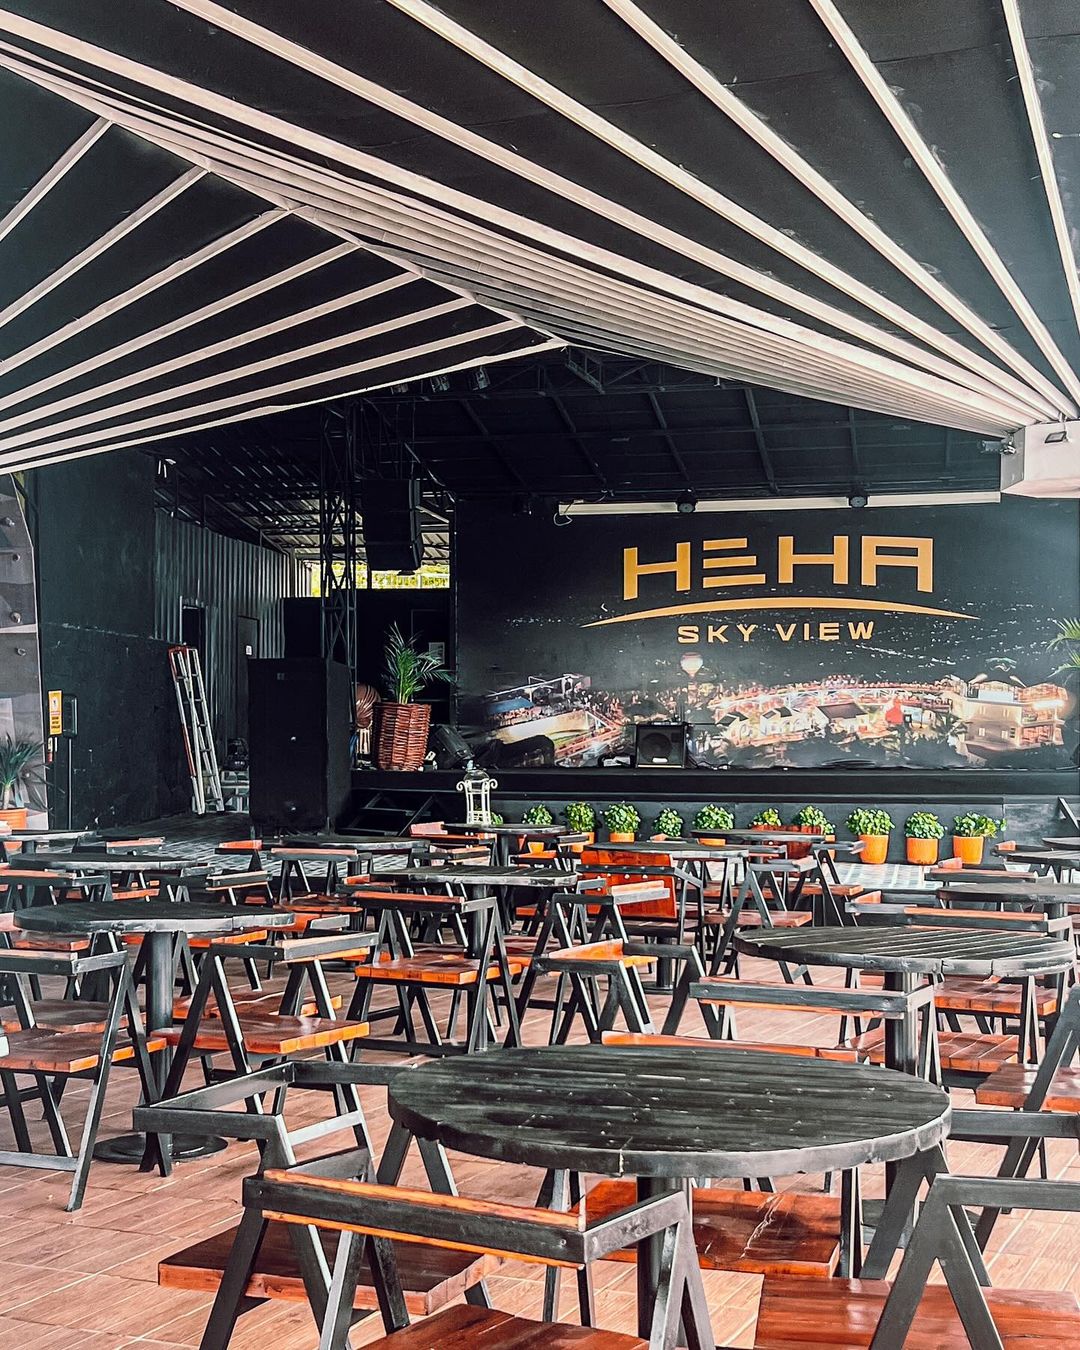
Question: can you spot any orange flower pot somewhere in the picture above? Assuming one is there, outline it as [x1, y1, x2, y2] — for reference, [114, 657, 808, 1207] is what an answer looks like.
[0, 808, 28, 831]
[859, 833, 890, 865]
[699, 837, 726, 847]
[906, 837, 939, 866]
[526, 841, 547, 855]
[952, 836, 985, 866]
[609, 832, 636, 844]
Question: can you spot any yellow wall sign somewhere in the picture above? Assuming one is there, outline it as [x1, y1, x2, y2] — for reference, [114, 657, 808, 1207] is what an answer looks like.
[48, 689, 63, 737]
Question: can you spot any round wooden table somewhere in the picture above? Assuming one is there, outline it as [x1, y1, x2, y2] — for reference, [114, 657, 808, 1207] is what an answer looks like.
[15, 901, 294, 1161]
[389, 1042, 950, 1336]
[735, 924, 1074, 1074]
[939, 879, 1080, 920]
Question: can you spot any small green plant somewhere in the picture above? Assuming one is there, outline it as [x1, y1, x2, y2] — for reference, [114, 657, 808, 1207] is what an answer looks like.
[489, 812, 505, 826]
[382, 624, 453, 704]
[792, 805, 834, 834]
[653, 807, 684, 839]
[0, 738, 41, 809]
[693, 804, 734, 833]
[521, 804, 553, 827]
[750, 807, 783, 828]
[952, 812, 1004, 838]
[564, 801, 596, 834]
[905, 811, 944, 840]
[603, 802, 641, 835]
[846, 807, 894, 836]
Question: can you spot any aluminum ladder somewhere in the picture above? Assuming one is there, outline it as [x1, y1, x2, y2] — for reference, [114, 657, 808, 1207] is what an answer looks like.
[168, 645, 224, 814]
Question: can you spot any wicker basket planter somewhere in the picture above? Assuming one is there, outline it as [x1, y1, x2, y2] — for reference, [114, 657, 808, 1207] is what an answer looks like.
[376, 702, 431, 771]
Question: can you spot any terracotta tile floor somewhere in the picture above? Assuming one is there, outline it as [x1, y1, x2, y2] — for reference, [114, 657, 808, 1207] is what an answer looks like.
[0, 959, 1076, 1348]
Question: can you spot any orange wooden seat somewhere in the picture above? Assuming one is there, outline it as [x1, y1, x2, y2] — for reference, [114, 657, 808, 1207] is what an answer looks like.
[586, 1179, 840, 1278]
[601, 1031, 858, 1062]
[158, 1220, 495, 1317]
[155, 1013, 369, 1056]
[540, 940, 655, 969]
[11, 931, 90, 952]
[703, 910, 813, 929]
[851, 1026, 1018, 1075]
[798, 883, 868, 899]
[171, 989, 342, 1021]
[754, 1274, 1080, 1348]
[0, 999, 118, 1035]
[189, 929, 269, 950]
[934, 976, 1059, 1017]
[353, 949, 523, 986]
[112, 887, 156, 900]
[976, 1064, 1080, 1111]
[364, 1306, 647, 1347]
[0, 1027, 168, 1074]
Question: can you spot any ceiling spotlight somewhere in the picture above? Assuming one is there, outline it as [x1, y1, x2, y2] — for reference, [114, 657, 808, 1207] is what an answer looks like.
[470, 366, 490, 391]
[848, 492, 869, 509]
[390, 381, 410, 394]
[676, 494, 698, 515]
[429, 374, 450, 393]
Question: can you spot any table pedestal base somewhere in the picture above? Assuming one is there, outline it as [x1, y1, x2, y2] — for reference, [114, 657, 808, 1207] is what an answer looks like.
[94, 1132, 228, 1164]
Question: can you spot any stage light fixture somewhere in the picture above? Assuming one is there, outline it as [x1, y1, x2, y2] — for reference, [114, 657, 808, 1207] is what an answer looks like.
[848, 493, 869, 509]
[676, 494, 698, 515]
[429, 373, 451, 393]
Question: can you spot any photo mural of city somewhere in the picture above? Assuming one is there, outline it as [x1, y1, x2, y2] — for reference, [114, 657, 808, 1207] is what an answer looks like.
[456, 498, 1080, 771]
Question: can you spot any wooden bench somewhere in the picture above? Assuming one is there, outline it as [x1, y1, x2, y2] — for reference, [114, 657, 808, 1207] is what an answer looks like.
[976, 1064, 1080, 1110]
[851, 1025, 1018, 1076]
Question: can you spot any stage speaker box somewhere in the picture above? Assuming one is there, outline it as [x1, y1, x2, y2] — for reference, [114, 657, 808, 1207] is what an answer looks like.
[359, 479, 423, 572]
[248, 659, 352, 830]
[430, 723, 472, 769]
[634, 721, 688, 769]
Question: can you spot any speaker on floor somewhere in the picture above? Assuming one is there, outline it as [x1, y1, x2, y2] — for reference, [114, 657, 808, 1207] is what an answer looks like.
[633, 721, 688, 769]
[359, 479, 423, 573]
[248, 659, 352, 830]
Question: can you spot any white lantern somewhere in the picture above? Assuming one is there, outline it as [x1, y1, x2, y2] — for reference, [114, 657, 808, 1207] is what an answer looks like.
[457, 761, 498, 825]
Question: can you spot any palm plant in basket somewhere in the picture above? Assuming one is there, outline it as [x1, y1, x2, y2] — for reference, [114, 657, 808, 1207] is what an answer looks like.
[375, 625, 452, 770]
[0, 737, 42, 828]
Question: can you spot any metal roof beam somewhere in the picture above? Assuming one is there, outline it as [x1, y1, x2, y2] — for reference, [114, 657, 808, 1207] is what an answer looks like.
[744, 388, 778, 493]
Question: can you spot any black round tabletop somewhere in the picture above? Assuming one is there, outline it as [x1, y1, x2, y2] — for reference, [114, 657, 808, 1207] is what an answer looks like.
[388, 1043, 951, 1178]
[14, 901, 295, 935]
[17, 854, 204, 874]
[735, 924, 1075, 975]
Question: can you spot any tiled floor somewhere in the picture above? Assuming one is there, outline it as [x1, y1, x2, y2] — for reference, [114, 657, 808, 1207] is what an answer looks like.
[0, 829, 1076, 1347]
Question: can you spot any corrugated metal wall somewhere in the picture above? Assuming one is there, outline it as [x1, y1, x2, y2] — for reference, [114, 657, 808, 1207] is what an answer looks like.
[154, 514, 310, 743]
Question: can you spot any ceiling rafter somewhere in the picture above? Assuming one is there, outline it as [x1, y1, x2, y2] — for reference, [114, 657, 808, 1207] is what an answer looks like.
[0, 16, 1044, 438]
[643, 389, 692, 487]
[0, 115, 108, 245]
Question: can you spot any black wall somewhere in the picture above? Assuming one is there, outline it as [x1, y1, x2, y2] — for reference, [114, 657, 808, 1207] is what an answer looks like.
[29, 453, 187, 826]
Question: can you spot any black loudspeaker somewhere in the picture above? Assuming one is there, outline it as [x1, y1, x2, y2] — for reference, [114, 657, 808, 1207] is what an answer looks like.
[359, 479, 422, 572]
[430, 723, 472, 769]
[248, 659, 352, 829]
[634, 721, 688, 769]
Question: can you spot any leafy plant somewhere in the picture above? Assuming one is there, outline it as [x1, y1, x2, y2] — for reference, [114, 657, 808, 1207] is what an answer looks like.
[1048, 618, 1080, 676]
[382, 624, 452, 704]
[653, 807, 684, 839]
[564, 801, 596, 833]
[0, 738, 41, 810]
[750, 807, 783, 828]
[603, 801, 641, 834]
[522, 804, 553, 826]
[792, 805, 834, 834]
[693, 804, 733, 833]
[952, 812, 1004, 839]
[489, 812, 505, 826]
[846, 807, 894, 837]
[905, 811, 944, 840]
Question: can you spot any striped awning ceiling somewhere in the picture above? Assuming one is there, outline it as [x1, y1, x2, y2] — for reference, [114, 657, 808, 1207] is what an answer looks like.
[1, 1, 1079, 473]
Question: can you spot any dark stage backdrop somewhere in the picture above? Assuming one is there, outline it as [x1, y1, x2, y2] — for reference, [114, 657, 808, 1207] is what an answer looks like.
[455, 497, 1080, 772]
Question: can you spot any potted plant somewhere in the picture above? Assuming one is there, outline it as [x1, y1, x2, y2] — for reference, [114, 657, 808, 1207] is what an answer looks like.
[951, 813, 1005, 866]
[750, 807, 783, 831]
[652, 807, 684, 840]
[521, 803, 553, 853]
[846, 807, 894, 865]
[693, 804, 733, 845]
[490, 812, 505, 826]
[564, 800, 596, 843]
[375, 625, 452, 771]
[904, 811, 945, 865]
[0, 738, 41, 831]
[603, 801, 640, 843]
[789, 805, 834, 858]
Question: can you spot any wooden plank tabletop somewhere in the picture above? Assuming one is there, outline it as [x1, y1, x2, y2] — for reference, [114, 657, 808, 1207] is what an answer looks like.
[940, 880, 1080, 902]
[370, 865, 580, 888]
[1007, 849, 1080, 865]
[388, 1043, 950, 1178]
[691, 829, 829, 844]
[735, 924, 1075, 976]
[14, 900, 296, 935]
[14, 853, 206, 874]
[834, 862, 940, 893]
